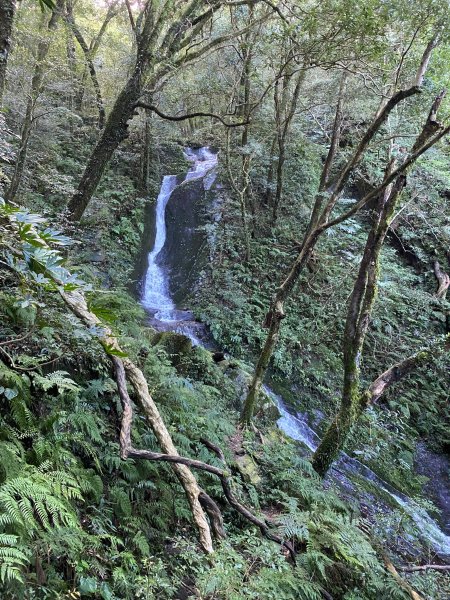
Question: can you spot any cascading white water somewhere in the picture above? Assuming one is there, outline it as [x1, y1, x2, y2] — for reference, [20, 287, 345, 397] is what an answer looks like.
[264, 385, 450, 558]
[142, 147, 217, 325]
[142, 175, 178, 320]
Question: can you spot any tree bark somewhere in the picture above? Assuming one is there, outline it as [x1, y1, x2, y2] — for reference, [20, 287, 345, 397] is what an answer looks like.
[0, 0, 16, 107]
[66, 71, 143, 220]
[67, 0, 244, 220]
[434, 260, 449, 299]
[74, 1, 119, 113]
[5, 0, 63, 203]
[140, 98, 153, 192]
[272, 67, 306, 223]
[58, 287, 214, 553]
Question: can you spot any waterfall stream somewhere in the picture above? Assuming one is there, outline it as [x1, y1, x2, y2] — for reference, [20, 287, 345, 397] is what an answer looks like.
[141, 147, 450, 560]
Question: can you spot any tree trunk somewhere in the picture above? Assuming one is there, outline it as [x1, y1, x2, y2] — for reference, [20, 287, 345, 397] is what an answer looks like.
[240, 51, 438, 424]
[0, 0, 16, 106]
[265, 135, 277, 206]
[140, 93, 154, 192]
[241, 235, 316, 423]
[74, 1, 119, 114]
[312, 92, 447, 476]
[67, 70, 144, 220]
[271, 69, 305, 224]
[5, 1, 63, 202]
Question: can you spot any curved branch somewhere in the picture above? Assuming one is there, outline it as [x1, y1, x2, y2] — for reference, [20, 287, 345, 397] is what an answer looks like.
[134, 101, 249, 127]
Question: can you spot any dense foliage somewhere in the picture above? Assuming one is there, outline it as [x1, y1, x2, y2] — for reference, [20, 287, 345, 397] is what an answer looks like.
[0, 0, 449, 598]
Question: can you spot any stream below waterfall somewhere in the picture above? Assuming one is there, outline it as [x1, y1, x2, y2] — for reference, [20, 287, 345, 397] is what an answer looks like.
[140, 147, 450, 561]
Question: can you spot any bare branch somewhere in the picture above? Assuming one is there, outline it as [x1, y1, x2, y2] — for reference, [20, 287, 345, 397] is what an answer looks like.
[134, 101, 249, 127]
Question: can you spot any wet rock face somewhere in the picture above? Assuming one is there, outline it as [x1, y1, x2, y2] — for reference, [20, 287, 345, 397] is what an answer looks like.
[415, 443, 450, 535]
[162, 177, 208, 304]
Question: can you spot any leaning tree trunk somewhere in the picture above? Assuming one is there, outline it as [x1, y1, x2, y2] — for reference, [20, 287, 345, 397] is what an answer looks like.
[240, 42, 440, 425]
[311, 176, 400, 476]
[0, 0, 16, 106]
[312, 91, 448, 476]
[5, 0, 63, 202]
[67, 70, 144, 220]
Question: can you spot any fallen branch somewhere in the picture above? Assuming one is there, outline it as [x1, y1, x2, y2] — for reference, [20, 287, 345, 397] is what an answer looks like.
[434, 261, 450, 299]
[58, 288, 215, 554]
[112, 355, 296, 561]
[399, 564, 450, 572]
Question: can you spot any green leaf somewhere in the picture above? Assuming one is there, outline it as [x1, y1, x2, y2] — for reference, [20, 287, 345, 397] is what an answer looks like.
[38, 0, 56, 10]
[3, 388, 18, 400]
[99, 582, 113, 600]
[103, 344, 128, 358]
[79, 576, 98, 594]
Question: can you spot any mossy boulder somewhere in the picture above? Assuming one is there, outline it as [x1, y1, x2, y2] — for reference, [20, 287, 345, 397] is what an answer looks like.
[235, 454, 262, 486]
[151, 331, 193, 366]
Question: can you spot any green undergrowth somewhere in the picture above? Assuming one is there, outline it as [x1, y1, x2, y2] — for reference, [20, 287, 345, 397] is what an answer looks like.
[191, 157, 450, 496]
[2, 201, 448, 598]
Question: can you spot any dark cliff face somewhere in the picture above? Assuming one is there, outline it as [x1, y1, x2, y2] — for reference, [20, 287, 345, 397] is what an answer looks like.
[135, 173, 209, 305]
[163, 176, 208, 304]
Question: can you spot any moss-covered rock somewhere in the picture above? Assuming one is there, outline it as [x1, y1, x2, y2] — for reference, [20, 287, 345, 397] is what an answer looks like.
[235, 454, 262, 486]
[151, 331, 193, 366]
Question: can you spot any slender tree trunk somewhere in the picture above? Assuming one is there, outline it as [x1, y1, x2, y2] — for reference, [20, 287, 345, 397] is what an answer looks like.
[265, 135, 277, 206]
[74, 1, 119, 114]
[312, 91, 447, 475]
[312, 176, 400, 475]
[65, 25, 77, 133]
[272, 69, 305, 224]
[65, 2, 106, 128]
[238, 6, 255, 232]
[140, 96, 153, 192]
[241, 235, 317, 423]
[56, 288, 214, 553]
[240, 53, 441, 424]
[5, 1, 63, 203]
[0, 0, 16, 106]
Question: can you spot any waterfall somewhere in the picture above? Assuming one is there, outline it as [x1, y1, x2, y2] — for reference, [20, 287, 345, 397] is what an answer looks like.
[142, 175, 178, 320]
[142, 146, 217, 326]
[141, 147, 450, 560]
